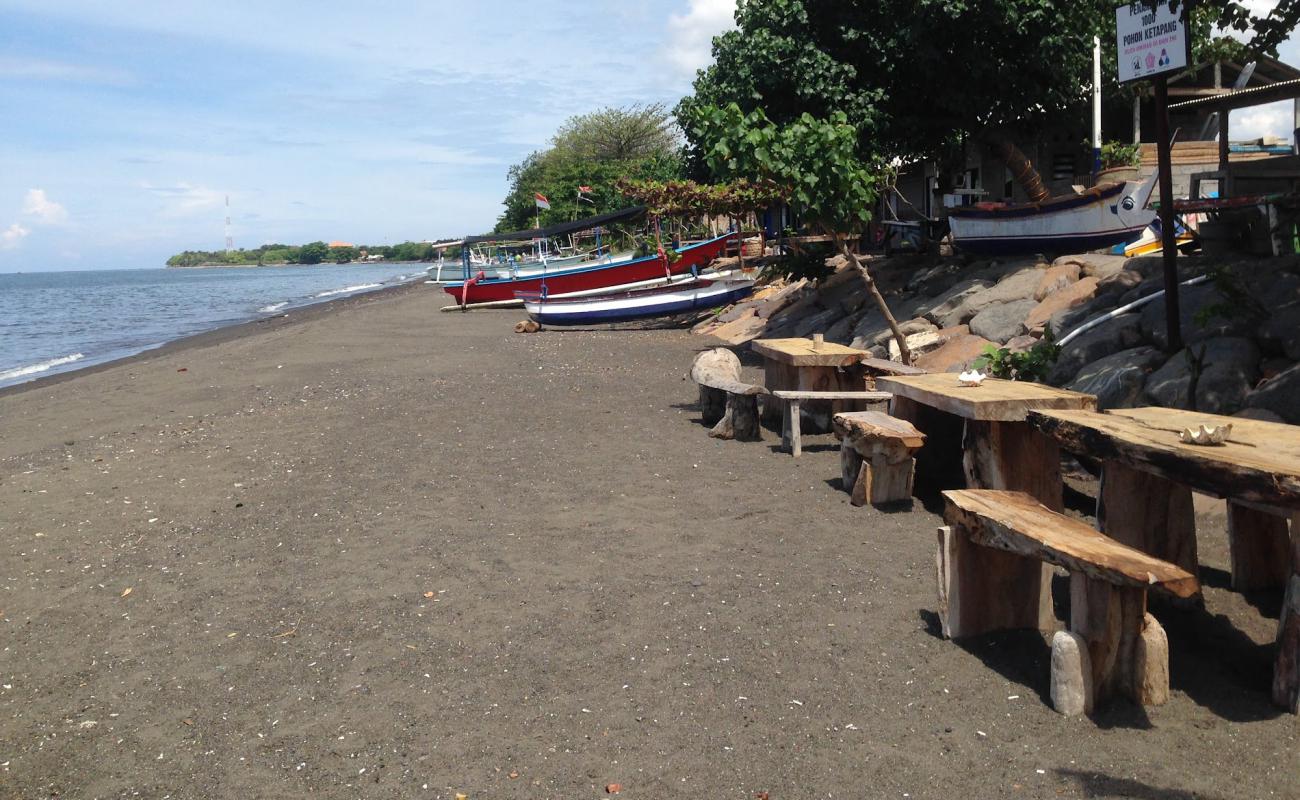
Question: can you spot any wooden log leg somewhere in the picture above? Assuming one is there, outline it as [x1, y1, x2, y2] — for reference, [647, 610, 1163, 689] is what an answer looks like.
[1069, 574, 1149, 707]
[962, 420, 1064, 512]
[840, 440, 867, 506]
[795, 365, 837, 434]
[1227, 501, 1292, 591]
[865, 449, 915, 506]
[730, 393, 762, 442]
[1098, 461, 1199, 584]
[892, 395, 964, 490]
[789, 400, 802, 456]
[699, 385, 726, 426]
[936, 524, 1054, 639]
[1272, 515, 1299, 713]
[761, 360, 796, 426]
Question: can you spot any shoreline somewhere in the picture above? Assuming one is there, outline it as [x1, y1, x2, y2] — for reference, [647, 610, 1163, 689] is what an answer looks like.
[0, 279, 432, 399]
[166, 259, 432, 270]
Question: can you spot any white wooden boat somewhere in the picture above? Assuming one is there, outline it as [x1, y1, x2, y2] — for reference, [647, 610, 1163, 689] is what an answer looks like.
[949, 171, 1157, 256]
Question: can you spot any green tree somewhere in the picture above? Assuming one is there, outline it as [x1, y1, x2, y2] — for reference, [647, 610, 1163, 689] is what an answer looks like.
[495, 104, 686, 233]
[297, 241, 328, 264]
[693, 103, 913, 362]
[678, 0, 1300, 196]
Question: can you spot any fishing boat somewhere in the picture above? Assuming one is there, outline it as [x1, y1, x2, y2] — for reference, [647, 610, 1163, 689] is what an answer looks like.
[523, 275, 754, 326]
[948, 171, 1158, 256]
[443, 232, 735, 305]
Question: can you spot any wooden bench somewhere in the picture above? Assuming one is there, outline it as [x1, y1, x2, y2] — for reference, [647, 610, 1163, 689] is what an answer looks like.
[691, 348, 768, 442]
[939, 489, 1199, 715]
[771, 390, 892, 456]
[832, 411, 925, 506]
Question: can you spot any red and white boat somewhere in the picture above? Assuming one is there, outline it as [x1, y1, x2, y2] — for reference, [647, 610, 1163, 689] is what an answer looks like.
[443, 232, 735, 305]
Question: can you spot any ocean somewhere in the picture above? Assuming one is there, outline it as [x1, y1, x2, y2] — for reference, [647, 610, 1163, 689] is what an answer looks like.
[0, 263, 427, 389]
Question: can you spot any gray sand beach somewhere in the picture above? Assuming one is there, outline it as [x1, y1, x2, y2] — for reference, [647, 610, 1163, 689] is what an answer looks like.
[1, 285, 1296, 798]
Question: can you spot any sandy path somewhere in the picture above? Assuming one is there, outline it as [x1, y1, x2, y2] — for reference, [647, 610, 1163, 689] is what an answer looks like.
[0, 286, 1295, 799]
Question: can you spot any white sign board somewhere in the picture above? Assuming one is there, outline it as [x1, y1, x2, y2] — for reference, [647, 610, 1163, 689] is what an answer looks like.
[1116, 1, 1190, 84]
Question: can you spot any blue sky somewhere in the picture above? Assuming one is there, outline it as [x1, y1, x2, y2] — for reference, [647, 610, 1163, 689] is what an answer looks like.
[1, 1, 1297, 271]
[0, 0, 734, 270]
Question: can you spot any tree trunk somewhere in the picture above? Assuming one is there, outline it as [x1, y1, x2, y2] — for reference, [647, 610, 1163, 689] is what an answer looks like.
[835, 235, 912, 365]
[984, 131, 1051, 203]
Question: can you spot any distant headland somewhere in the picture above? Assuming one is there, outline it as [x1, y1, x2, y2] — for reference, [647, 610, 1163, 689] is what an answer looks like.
[166, 239, 462, 268]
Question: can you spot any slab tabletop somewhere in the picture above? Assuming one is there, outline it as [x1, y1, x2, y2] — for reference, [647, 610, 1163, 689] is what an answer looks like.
[750, 338, 870, 368]
[876, 373, 1097, 422]
[1030, 407, 1300, 509]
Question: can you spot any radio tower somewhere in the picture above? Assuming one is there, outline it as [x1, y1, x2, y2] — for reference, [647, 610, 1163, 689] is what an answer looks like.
[224, 195, 234, 252]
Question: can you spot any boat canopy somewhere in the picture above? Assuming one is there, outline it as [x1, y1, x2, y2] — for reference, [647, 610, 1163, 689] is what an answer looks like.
[464, 205, 646, 245]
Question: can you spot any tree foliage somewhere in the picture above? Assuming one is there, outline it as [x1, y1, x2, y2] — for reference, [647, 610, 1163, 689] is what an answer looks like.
[679, 0, 1300, 171]
[495, 104, 687, 232]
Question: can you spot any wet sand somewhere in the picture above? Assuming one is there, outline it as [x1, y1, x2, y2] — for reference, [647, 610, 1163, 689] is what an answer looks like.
[0, 285, 1295, 798]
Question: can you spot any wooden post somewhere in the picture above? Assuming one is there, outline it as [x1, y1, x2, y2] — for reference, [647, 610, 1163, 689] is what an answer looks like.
[1153, 76, 1183, 352]
[891, 395, 965, 490]
[1069, 574, 1151, 706]
[962, 420, 1065, 512]
[782, 399, 803, 457]
[1227, 502, 1292, 591]
[935, 524, 1054, 639]
[1274, 514, 1300, 713]
[1098, 461, 1198, 582]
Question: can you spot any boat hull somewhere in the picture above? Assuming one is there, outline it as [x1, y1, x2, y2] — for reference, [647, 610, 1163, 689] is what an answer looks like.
[949, 177, 1157, 256]
[524, 278, 754, 326]
[443, 234, 734, 305]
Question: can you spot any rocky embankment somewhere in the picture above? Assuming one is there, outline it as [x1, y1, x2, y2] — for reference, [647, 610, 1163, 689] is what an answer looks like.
[695, 251, 1300, 422]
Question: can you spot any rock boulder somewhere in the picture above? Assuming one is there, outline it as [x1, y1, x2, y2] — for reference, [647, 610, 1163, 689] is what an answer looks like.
[969, 298, 1038, 344]
[1244, 362, 1300, 423]
[1066, 346, 1167, 410]
[1026, 276, 1100, 334]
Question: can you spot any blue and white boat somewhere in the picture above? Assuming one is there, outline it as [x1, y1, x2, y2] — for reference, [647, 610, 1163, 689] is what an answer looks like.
[523, 275, 754, 327]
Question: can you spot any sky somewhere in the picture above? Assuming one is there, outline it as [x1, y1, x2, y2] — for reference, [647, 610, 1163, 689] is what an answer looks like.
[0, 0, 1297, 272]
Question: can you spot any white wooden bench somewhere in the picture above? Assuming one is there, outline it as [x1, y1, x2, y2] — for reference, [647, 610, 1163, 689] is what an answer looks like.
[939, 489, 1199, 715]
[691, 348, 769, 442]
[771, 390, 891, 456]
[833, 410, 925, 506]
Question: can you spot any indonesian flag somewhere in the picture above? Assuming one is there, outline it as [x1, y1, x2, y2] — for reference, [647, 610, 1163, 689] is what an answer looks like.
[534, 192, 550, 210]
[578, 185, 593, 194]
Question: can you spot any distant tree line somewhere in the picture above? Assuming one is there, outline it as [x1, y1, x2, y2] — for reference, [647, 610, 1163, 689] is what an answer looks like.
[166, 239, 462, 267]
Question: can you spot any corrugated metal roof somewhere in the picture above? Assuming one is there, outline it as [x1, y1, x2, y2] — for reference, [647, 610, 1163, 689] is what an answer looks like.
[1168, 78, 1300, 112]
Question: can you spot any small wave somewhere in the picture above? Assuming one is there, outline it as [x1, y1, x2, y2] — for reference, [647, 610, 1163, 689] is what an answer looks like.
[0, 353, 86, 382]
[258, 301, 289, 313]
[313, 283, 382, 298]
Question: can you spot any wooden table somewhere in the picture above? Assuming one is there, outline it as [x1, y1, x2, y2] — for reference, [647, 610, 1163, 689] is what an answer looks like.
[751, 337, 873, 431]
[875, 373, 1097, 511]
[1029, 406, 1300, 712]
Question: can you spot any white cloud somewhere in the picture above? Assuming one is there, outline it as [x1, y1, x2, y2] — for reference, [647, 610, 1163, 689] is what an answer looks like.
[140, 182, 225, 216]
[665, 0, 737, 77]
[0, 57, 132, 86]
[1231, 100, 1295, 143]
[1, 223, 31, 250]
[22, 189, 68, 225]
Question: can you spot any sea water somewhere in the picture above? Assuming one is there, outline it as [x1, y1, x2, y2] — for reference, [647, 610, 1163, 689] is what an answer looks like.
[0, 263, 424, 389]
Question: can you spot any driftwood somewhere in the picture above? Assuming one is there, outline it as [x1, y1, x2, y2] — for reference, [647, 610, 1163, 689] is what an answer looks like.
[1097, 462, 1199, 597]
[690, 348, 767, 441]
[772, 391, 892, 457]
[834, 410, 924, 506]
[1029, 406, 1300, 510]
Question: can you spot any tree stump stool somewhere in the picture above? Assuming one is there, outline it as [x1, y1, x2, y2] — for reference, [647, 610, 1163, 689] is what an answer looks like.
[832, 410, 925, 506]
